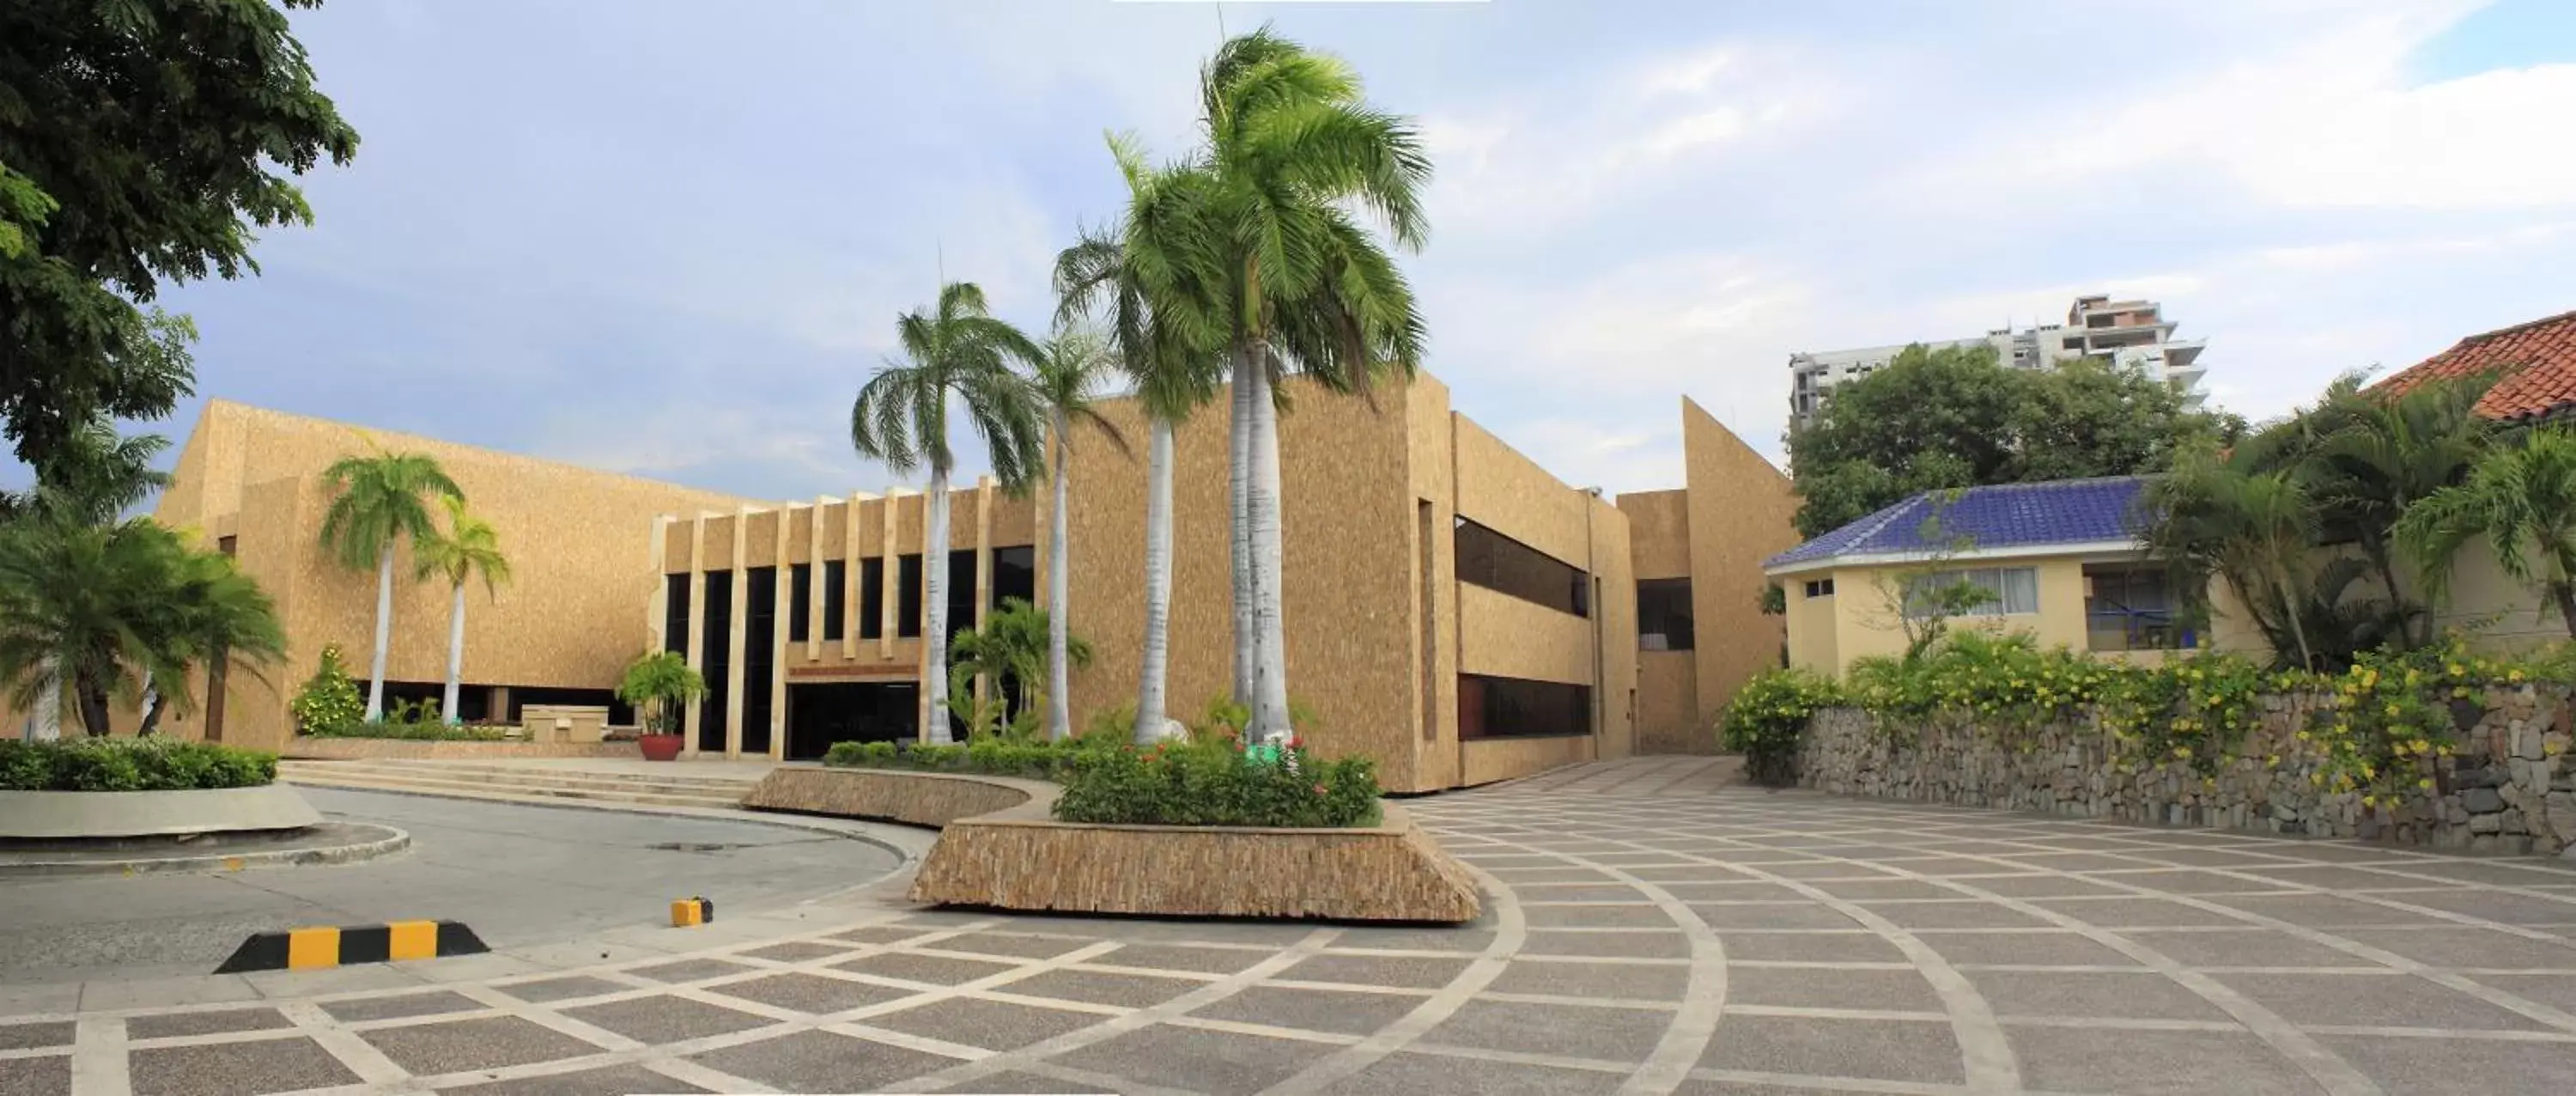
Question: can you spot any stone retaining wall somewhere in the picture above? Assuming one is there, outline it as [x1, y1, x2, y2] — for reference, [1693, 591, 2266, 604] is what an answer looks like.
[1796, 685, 2576, 855]
[280, 738, 642, 761]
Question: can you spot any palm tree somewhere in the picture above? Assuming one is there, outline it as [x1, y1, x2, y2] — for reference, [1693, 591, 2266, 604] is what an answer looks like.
[2397, 429, 2576, 640]
[2, 418, 172, 738]
[1179, 26, 1432, 740]
[0, 514, 283, 735]
[1055, 221, 1222, 744]
[318, 444, 462, 722]
[616, 649, 706, 737]
[1026, 328, 1128, 741]
[2306, 372, 2496, 645]
[2147, 445, 2320, 670]
[948, 598, 1093, 736]
[412, 496, 511, 723]
[851, 281, 1048, 745]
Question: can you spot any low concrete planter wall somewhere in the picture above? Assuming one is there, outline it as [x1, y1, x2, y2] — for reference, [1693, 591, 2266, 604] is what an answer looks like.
[282, 738, 642, 761]
[0, 783, 323, 839]
[742, 766, 1483, 922]
[1796, 683, 2576, 855]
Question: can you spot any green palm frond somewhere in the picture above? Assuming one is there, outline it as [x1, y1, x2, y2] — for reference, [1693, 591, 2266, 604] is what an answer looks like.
[853, 280, 1048, 491]
[316, 448, 464, 572]
[413, 495, 512, 597]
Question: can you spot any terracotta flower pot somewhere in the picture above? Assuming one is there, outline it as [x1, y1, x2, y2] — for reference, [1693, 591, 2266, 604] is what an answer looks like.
[638, 734, 684, 762]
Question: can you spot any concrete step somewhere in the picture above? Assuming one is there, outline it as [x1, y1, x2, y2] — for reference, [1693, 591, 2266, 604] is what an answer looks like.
[283, 759, 759, 793]
[277, 769, 748, 810]
[277, 763, 758, 801]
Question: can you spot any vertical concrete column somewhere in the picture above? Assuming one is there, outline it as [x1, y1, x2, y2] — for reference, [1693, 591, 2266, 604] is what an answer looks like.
[842, 493, 863, 661]
[726, 505, 750, 758]
[880, 486, 900, 660]
[769, 503, 791, 759]
[807, 497, 829, 662]
[647, 515, 668, 653]
[683, 514, 708, 757]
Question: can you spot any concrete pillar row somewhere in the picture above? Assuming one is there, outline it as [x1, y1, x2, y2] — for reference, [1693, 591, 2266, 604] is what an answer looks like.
[726, 504, 750, 759]
[769, 502, 791, 760]
[683, 514, 708, 757]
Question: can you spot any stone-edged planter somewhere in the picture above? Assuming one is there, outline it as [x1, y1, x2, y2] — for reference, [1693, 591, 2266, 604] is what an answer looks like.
[0, 783, 323, 840]
[283, 737, 643, 761]
[742, 766, 1482, 922]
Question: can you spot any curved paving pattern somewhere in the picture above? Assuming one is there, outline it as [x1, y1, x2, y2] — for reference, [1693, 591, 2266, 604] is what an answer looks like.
[12, 755, 2576, 1094]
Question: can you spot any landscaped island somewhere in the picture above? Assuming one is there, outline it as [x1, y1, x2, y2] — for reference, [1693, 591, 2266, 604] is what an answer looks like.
[748, 729, 1479, 922]
[0, 737, 319, 839]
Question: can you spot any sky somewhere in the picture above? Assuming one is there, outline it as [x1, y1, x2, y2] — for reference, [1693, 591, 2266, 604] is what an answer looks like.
[15, 0, 2576, 502]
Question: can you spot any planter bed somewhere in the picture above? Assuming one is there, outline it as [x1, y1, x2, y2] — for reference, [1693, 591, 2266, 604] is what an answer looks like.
[0, 783, 323, 840]
[283, 738, 643, 761]
[742, 766, 1480, 922]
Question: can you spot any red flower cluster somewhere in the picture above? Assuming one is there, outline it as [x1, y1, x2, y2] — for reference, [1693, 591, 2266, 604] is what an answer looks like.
[1311, 782, 1327, 795]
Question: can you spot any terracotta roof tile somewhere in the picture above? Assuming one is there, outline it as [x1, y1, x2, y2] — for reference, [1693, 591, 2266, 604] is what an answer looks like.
[2370, 307, 2576, 422]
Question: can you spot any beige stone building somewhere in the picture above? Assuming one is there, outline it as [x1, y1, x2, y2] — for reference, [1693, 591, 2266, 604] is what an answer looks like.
[34, 375, 1797, 792]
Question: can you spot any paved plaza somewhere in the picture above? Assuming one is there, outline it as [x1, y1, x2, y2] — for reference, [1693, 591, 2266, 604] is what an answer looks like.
[10, 755, 2576, 1094]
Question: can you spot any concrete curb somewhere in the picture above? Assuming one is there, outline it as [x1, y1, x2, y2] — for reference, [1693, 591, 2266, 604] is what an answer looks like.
[289, 780, 922, 866]
[0, 824, 411, 880]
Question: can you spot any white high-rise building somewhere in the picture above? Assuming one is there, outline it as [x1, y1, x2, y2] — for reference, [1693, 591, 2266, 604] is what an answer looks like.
[1787, 295, 2208, 429]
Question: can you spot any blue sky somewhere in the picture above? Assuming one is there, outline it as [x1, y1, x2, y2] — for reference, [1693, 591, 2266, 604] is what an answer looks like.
[15, 0, 2576, 501]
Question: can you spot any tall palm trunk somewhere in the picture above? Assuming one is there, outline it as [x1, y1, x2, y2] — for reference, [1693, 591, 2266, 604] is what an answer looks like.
[1134, 417, 1176, 744]
[1229, 356, 1256, 705]
[1046, 411, 1073, 742]
[1245, 362, 1292, 740]
[74, 666, 112, 737]
[443, 581, 467, 723]
[26, 658, 60, 740]
[923, 466, 955, 745]
[2553, 581, 2576, 642]
[366, 541, 394, 722]
[2271, 562, 2315, 672]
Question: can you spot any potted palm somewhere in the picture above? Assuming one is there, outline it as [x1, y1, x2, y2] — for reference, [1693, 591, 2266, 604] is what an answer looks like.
[616, 651, 704, 762]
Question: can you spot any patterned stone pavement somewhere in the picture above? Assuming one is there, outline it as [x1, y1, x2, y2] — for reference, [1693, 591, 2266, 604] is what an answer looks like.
[10, 755, 2576, 1095]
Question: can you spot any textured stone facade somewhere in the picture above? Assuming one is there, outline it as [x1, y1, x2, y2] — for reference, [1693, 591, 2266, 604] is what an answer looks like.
[1797, 685, 2576, 855]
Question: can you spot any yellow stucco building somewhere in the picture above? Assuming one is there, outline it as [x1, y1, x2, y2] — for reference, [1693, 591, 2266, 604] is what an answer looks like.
[23, 374, 1797, 792]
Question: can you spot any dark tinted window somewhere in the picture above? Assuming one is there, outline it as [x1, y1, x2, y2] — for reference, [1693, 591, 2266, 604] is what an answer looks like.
[1459, 674, 1591, 740]
[1637, 578, 1693, 651]
[822, 559, 848, 640]
[946, 549, 980, 646]
[698, 570, 732, 752]
[991, 545, 1036, 608]
[663, 574, 690, 655]
[1455, 518, 1588, 617]
[896, 554, 922, 638]
[787, 564, 812, 643]
[743, 567, 776, 755]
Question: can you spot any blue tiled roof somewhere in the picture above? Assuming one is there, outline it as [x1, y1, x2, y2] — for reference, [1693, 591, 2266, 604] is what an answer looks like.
[1765, 476, 2154, 569]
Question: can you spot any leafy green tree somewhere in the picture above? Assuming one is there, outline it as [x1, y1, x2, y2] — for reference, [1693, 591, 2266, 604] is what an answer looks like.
[1790, 345, 2233, 537]
[2145, 446, 2323, 670]
[2303, 373, 2496, 646]
[850, 281, 1048, 745]
[0, 514, 282, 734]
[2397, 429, 2576, 641]
[616, 650, 706, 737]
[1027, 328, 1127, 741]
[412, 496, 510, 723]
[289, 644, 364, 735]
[1139, 26, 1431, 740]
[0, 419, 170, 524]
[0, 0, 356, 466]
[317, 446, 461, 722]
[1055, 222, 1222, 744]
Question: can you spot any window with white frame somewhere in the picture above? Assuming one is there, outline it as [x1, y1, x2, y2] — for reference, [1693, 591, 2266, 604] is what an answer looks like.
[1902, 567, 2038, 618]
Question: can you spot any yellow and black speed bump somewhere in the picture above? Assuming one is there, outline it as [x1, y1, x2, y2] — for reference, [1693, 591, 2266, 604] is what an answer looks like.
[215, 920, 487, 973]
[671, 896, 714, 927]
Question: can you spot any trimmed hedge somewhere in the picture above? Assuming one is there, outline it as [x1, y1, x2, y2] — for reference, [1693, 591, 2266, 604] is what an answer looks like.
[0, 738, 277, 791]
[301, 722, 512, 742]
[1052, 737, 1382, 829]
[822, 733, 1386, 828]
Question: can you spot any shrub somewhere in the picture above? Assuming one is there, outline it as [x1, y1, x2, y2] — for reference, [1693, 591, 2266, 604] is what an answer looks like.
[289, 644, 366, 735]
[0, 738, 276, 791]
[822, 735, 1102, 780]
[1720, 668, 1844, 785]
[1051, 735, 1382, 828]
[301, 698, 511, 741]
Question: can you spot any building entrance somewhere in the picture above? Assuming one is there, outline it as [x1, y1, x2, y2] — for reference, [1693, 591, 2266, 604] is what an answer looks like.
[785, 682, 918, 761]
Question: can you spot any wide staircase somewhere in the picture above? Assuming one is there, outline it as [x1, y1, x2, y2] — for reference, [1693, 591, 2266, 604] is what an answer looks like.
[276, 759, 762, 811]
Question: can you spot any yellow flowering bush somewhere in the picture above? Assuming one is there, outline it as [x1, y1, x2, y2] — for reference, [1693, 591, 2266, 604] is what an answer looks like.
[1721, 668, 1844, 786]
